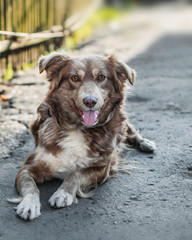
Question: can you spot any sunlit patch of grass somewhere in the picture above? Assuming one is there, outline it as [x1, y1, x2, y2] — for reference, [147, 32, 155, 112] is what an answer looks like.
[5, 66, 14, 81]
[63, 6, 126, 50]
[22, 62, 36, 71]
[90, 6, 121, 24]
[3, 62, 36, 81]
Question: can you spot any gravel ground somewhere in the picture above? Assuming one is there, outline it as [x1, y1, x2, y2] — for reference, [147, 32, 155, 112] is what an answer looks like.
[0, 2, 192, 240]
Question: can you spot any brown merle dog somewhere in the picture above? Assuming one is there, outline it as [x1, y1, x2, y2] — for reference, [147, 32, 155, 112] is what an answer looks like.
[8, 51, 156, 220]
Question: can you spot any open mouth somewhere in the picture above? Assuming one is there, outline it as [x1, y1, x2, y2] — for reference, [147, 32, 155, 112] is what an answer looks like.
[80, 110, 100, 127]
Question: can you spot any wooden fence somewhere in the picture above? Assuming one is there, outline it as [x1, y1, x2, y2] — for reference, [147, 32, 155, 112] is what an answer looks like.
[0, 0, 100, 82]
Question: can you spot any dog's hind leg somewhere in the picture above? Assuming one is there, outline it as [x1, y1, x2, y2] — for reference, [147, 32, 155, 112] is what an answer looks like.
[125, 121, 156, 153]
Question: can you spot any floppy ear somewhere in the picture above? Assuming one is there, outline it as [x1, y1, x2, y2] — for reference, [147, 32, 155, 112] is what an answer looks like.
[109, 56, 136, 86]
[38, 51, 69, 74]
[38, 51, 69, 91]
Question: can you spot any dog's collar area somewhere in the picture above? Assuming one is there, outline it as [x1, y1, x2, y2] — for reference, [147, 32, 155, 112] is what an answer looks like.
[47, 107, 52, 117]
[93, 106, 117, 128]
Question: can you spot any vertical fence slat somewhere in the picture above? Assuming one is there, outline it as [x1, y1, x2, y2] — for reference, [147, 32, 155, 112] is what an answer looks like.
[0, 0, 1, 27]
[1, 0, 5, 80]
[0, 0, 3, 80]
[11, 0, 14, 75]
[4, 0, 8, 80]
[18, 0, 22, 72]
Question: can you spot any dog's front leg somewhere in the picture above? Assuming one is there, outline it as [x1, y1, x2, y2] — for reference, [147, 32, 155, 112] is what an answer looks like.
[49, 171, 79, 208]
[125, 121, 156, 153]
[13, 167, 41, 220]
[49, 165, 111, 208]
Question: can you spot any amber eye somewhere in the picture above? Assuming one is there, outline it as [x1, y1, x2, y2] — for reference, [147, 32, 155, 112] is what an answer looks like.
[98, 74, 106, 81]
[71, 75, 79, 82]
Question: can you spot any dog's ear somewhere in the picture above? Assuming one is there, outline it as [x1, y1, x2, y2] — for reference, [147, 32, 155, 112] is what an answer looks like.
[38, 51, 69, 91]
[108, 56, 136, 86]
[38, 51, 69, 74]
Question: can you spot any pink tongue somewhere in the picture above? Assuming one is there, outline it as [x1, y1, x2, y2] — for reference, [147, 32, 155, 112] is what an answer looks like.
[82, 110, 99, 126]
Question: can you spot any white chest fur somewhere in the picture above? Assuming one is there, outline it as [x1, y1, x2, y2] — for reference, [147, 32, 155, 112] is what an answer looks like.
[57, 129, 90, 167]
[34, 129, 91, 174]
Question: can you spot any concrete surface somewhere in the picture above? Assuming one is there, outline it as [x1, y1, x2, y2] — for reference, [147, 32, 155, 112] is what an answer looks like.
[0, 2, 192, 240]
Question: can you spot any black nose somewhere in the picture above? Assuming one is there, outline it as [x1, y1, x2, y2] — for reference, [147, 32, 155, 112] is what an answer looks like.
[83, 96, 98, 108]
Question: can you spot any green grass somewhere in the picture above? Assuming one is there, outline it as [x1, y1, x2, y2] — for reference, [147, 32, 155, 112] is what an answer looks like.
[22, 62, 36, 71]
[4, 66, 14, 82]
[3, 62, 36, 82]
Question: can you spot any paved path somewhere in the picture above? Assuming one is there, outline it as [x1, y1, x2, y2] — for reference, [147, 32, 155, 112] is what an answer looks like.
[0, 2, 192, 240]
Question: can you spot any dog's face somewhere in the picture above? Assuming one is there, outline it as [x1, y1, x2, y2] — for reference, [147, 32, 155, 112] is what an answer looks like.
[39, 52, 135, 129]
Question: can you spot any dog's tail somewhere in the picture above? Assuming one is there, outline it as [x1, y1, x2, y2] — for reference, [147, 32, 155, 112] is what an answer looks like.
[7, 197, 22, 204]
[116, 160, 137, 175]
[77, 188, 94, 198]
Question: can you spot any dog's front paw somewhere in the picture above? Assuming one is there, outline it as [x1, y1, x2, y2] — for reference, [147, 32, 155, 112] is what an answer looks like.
[138, 138, 156, 153]
[49, 189, 74, 208]
[15, 194, 41, 220]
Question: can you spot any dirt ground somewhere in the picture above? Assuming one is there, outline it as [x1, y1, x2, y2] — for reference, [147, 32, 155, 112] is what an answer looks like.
[0, 2, 192, 240]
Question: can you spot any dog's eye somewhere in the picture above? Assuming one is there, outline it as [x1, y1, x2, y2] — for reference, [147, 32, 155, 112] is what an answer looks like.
[98, 74, 106, 81]
[71, 75, 79, 82]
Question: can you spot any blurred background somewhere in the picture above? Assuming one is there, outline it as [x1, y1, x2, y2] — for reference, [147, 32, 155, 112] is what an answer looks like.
[0, 0, 192, 82]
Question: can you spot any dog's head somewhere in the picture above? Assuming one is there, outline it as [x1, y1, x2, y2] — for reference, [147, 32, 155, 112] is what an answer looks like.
[39, 51, 136, 129]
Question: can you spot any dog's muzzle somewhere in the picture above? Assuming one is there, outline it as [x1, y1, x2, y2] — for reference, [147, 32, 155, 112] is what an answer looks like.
[80, 96, 100, 127]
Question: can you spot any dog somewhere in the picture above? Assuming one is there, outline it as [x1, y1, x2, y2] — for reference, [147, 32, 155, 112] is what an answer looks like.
[8, 51, 156, 220]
